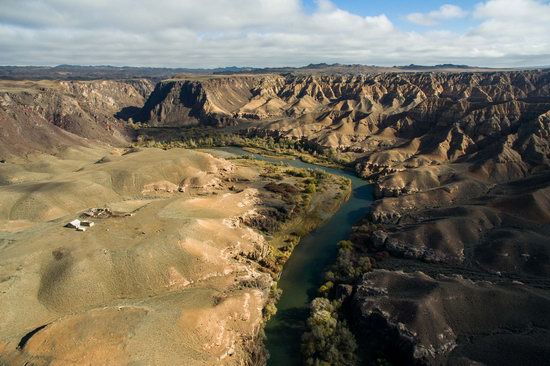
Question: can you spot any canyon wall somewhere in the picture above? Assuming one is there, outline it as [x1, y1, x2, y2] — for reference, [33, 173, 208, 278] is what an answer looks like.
[136, 71, 550, 184]
[0, 79, 153, 157]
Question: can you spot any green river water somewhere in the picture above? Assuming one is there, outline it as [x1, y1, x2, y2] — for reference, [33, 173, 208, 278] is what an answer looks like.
[215, 147, 374, 366]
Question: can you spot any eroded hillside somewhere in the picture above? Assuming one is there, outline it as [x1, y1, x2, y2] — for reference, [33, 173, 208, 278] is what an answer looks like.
[0, 146, 348, 365]
[0, 79, 153, 157]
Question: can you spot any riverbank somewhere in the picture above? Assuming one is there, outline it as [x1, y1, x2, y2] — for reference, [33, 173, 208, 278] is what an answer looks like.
[133, 126, 360, 171]
[227, 148, 376, 366]
[199, 147, 357, 365]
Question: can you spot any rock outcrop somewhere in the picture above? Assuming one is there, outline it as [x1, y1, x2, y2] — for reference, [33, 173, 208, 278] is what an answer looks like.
[138, 76, 262, 126]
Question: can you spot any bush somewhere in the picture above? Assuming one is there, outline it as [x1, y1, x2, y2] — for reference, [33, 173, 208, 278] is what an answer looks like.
[263, 284, 283, 320]
[264, 302, 278, 319]
[304, 182, 317, 194]
[338, 240, 353, 251]
[286, 169, 308, 178]
[318, 281, 334, 296]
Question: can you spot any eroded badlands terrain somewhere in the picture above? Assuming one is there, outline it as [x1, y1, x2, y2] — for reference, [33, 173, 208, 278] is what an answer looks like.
[129, 70, 550, 364]
[1, 68, 550, 365]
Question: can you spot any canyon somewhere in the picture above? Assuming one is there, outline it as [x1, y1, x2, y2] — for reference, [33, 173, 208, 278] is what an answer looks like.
[1, 68, 549, 365]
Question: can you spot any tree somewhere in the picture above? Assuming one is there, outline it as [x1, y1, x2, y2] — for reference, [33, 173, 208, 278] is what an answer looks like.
[331, 240, 372, 284]
[302, 298, 358, 366]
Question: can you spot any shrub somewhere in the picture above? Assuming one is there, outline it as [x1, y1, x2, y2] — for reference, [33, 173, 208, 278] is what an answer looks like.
[304, 182, 317, 194]
[263, 284, 283, 320]
[318, 281, 334, 296]
[286, 169, 308, 178]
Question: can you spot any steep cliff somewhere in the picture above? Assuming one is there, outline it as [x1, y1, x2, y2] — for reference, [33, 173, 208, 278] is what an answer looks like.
[0, 79, 153, 157]
[137, 71, 550, 175]
[138, 72, 549, 133]
[138, 76, 262, 126]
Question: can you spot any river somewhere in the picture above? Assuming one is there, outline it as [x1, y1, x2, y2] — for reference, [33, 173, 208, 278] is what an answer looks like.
[212, 147, 374, 366]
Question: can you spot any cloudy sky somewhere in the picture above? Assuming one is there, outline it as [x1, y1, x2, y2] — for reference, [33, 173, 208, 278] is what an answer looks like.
[1, 0, 549, 68]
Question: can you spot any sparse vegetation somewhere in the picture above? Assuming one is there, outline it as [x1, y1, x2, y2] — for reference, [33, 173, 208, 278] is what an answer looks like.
[304, 182, 317, 194]
[263, 283, 283, 320]
[133, 127, 356, 169]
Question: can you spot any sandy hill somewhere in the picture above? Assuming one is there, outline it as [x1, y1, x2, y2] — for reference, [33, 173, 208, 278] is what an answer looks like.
[0, 145, 348, 365]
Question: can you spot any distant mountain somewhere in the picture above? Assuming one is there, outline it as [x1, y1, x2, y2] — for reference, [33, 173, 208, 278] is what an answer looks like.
[0, 63, 509, 80]
[398, 63, 473, 70]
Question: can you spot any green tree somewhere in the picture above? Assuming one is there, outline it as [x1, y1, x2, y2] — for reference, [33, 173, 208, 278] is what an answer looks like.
[302, 298, 358, 366]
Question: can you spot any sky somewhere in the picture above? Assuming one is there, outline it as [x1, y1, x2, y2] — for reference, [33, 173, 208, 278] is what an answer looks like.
[1, 0, 549, 68]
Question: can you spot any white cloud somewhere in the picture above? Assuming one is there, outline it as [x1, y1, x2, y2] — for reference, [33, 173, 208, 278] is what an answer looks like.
[0, 0, 549, 68]
[470, 0, 550, 58]
[407, 4, 468, 26]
